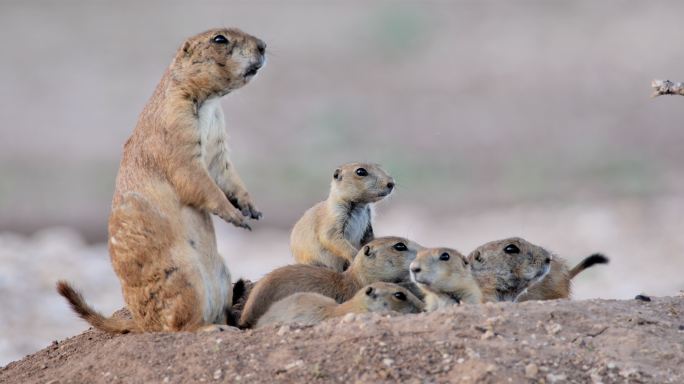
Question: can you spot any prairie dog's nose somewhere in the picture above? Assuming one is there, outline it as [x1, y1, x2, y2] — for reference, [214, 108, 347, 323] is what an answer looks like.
[410, 261, 421, 274]
[256, 40, 266, 55]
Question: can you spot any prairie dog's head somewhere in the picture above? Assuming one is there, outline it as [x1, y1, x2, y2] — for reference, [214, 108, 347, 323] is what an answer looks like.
[173, 28, 266, 96]
[355, 282, 424, 314]
[330, 163, 395, 204]
[410, 248, 476, 299]
[349, 236, 423, 285]
[468, 237, 552, 301]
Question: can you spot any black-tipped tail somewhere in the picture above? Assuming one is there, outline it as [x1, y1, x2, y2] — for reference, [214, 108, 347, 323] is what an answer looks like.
[569, 253, 609, 279]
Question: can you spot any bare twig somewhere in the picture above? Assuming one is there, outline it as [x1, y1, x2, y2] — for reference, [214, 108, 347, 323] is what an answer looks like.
[652, 79, 684, 97]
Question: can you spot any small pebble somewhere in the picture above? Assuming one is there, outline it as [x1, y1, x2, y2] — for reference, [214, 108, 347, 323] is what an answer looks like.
[525, 363, 538, 378]
[277, 325, 290, 336]
[481, 330, 495, 340]
[213, 369, 222, 380]
[546, 323, 562, 335]
[382, 358, 394, 367]
[547, 373, 567, 383]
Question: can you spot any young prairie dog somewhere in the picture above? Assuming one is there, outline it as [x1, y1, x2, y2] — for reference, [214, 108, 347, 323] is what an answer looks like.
[410, 248, 482, 311]
[255, 282, 423, 328]
[57, 28, 266, 333]
[239, 236, 422, 328]
[290, 163, 395, 272]
[468, 237, 608, 302]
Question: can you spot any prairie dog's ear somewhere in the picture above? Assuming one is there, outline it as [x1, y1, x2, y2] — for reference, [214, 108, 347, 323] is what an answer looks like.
[333, 168, 341, 180]
[469, 250, 482, 263]
[182, 41, 192, 57]
[363, 245, 372, 257]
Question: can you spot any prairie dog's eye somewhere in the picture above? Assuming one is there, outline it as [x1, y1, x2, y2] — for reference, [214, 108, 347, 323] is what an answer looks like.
[355, 168, 368, 177]
[439, 252, 450, 261]
[503, 244, 521, 254]
[213, 35, 229, 44]
[394, 292, 407, 301]
[393, 242, 407, 251]
[365, 287, 374, 296]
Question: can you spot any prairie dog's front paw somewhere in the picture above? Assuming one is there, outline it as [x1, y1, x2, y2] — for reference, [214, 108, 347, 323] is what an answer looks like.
[227, 193, 262, 220]
[214, 203, 251, 231]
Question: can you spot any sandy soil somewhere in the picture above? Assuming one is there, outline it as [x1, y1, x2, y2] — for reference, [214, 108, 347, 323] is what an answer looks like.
[2, 295, 682, 383]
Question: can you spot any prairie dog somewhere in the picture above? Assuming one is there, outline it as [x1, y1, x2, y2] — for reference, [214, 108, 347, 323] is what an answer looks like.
[255, 282, 423, 328]
[468, 237, 552, 302]
[239, 236, 422, 328]
[57, 28, 267, 333]
[410, 248, 482, 311]
[468, 237, 608, 302]
[290, 163, 395, 272]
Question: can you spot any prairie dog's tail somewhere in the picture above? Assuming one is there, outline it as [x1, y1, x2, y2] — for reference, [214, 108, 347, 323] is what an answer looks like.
[568, 254, 609, 279]
[57, 281, 137, 334]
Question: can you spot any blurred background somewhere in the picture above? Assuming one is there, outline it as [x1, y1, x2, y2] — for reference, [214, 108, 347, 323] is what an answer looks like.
[1, 0, 684, 366]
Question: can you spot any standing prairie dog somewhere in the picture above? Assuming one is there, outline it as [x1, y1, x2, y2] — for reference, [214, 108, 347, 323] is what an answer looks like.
[468, 237, 608, 302]
[410, 248, 482, 311]
[291, 163, 395, 272]
[256, 282, 423, 328]
[57, 28, 266, 333]
[240, 236, 422, 328]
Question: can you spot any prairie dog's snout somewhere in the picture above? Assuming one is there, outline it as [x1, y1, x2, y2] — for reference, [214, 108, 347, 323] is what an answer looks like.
[244, 40, 267, 77]
[409, 260, 423, 283]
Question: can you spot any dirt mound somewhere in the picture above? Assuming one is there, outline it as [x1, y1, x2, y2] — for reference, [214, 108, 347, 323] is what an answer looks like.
[2, 296, 682, 383]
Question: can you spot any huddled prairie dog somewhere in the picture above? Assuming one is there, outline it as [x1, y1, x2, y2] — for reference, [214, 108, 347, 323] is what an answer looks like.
[57, 28, 267, 333]
[468, 237, 608, 302]
[290, 162, 395, 272]
[467, 237, 552, 302]
[410, 248, 482, 311]
[239, 236, 422, 328]
[256, 282, 423, 328]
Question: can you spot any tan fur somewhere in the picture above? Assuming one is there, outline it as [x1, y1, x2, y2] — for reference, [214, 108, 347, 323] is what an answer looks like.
[239, 236, 422, 328]
[519, 253, 608, 301]
[290, 163, 395, 272]
[467, 237, 552, 302]
[255, 282, 423, 328]
[57, 28, 267, 333]
[410, 248, 482, 311]
[517, 258, 571, 301]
